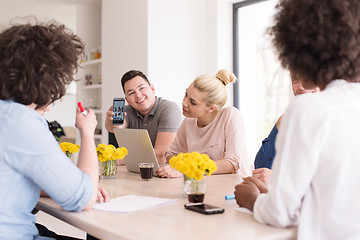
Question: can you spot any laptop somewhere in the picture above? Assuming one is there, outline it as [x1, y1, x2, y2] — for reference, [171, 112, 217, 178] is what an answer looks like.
[113, 128, 160, 175]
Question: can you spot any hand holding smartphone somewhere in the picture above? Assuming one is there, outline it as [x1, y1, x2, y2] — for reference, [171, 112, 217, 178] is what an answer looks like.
[112, 98, 125, 125]
[184, 203, 225, 215]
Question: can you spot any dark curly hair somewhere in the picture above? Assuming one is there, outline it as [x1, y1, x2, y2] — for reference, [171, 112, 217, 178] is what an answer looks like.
[0, 20, 84, 107]
[269, 0, 360, 88]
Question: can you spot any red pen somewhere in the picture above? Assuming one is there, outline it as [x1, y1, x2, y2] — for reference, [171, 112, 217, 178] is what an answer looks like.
[77, 102, 88, 116]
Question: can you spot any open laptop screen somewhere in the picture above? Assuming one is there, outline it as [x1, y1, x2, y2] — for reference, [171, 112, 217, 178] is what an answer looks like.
[113, 128, 160, 174]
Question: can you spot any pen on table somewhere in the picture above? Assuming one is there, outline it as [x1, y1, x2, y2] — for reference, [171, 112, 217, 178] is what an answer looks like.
[77, 102, 88, 116]
[225, 194, 235, 200]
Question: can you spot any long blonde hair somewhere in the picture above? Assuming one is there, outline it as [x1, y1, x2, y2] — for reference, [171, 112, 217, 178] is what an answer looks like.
[193, 69, 236, 109]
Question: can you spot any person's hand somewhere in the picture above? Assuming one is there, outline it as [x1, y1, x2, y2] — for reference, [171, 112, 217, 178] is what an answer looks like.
[117, 159, 125, 166]
[105, 105, 127, 133]
[97, 186, 110, 204]
[243, 176, 268, 193]
[105, 105, 114, 126]
[234, 178, 261, 211]
[252, 168, 272, 185]
[156, 165, 182, 178]
[40, 190, 49, 197]
[75, 107, 97, 137]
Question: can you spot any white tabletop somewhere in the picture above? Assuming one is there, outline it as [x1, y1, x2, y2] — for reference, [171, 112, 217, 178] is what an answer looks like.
[36, 166, 297, 240]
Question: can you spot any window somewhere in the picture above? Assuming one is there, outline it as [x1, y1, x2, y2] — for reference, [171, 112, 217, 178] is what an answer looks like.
[233, 0, 292, 161]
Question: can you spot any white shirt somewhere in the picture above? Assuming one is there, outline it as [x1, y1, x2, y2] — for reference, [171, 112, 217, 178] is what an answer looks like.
[253, 80, 360, 239]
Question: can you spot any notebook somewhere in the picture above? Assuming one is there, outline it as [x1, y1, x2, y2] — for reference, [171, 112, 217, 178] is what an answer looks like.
[113, 128, 160, 175]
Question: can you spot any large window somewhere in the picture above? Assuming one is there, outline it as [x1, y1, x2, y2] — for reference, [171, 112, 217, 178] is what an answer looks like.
[233, 0, 292, 161]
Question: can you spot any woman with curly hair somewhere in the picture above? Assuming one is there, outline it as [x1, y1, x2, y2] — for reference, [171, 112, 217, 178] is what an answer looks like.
[234, 0, 360, 239]
[0, 20, 99, 239]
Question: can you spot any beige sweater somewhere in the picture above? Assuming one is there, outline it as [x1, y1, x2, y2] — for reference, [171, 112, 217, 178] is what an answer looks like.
[166, 106, 252, 177]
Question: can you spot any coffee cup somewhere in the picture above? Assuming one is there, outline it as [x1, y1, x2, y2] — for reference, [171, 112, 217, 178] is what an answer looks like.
[139, 163, 154, 180]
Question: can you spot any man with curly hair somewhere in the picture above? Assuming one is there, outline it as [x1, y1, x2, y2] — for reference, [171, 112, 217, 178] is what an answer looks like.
[234, 0, 360, 239]
[0, 20, 99, 239]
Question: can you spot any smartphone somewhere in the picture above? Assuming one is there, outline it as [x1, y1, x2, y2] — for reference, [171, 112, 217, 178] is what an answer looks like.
[112, 98, 125, 125]
[184, 203, 225, 215]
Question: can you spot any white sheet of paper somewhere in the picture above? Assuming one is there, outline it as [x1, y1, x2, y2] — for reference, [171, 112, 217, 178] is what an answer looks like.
[93, 195, 177, 213]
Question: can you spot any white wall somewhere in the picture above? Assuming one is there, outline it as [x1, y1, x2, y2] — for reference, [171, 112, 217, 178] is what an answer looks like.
[101, 0, 149, 144]
[0, 0, 76, 30]
[151, 0, 233, 105]
[148, 0, 207, 105]
[76, 3, 101, 54]
[102, 0, 148, 108]
[101, 0, 233, 112]
[0, 0, 235, 129]
[148, 0, 234, 106]
[0, 0, 78, 127]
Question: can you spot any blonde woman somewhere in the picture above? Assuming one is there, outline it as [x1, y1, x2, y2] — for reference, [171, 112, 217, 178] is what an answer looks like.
[157, 69, 252, 178]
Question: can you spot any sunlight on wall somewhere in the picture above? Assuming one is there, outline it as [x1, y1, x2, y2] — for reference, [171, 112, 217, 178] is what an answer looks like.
[236, 0, 292, 161]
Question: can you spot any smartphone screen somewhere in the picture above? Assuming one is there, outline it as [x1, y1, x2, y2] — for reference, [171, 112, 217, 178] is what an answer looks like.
[112, 98, 125, 125]
[184, 203, 225, 215]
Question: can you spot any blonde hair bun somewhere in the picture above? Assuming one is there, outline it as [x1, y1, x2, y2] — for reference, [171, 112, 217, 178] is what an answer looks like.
[216, 69, 236, 86]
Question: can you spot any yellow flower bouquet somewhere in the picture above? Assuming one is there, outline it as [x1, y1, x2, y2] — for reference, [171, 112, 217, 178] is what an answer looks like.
[169, 152, 217, 180]
[59, 142, 80, 159]
[169, 152, 217, 202]
[97, 144, 128, 179]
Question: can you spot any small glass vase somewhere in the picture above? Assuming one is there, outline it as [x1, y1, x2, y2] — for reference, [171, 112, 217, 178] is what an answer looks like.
[183, 175, 207, 203]
[183, 175, 192, 194]
[100, 160, 117, 179]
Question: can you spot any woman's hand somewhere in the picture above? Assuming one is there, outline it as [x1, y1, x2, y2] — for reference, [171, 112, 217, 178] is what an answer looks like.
[117, 159, 125, 166]
[75, 107, 97, 138]
[156, 165, 182, 178]
[97, 186, 110, 204]
[243, 177, 268, 193]
[234, 177, 268, 211]
[252, 168, 272, 185]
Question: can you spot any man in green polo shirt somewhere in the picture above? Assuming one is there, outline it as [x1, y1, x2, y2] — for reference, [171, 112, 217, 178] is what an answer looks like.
[105, 70, 182, 165]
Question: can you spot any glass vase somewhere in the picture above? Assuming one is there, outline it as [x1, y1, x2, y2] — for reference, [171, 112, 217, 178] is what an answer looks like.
[100, 160, 117, 179]
[183, 175, 207, 203]
[183, 175, 192, 195]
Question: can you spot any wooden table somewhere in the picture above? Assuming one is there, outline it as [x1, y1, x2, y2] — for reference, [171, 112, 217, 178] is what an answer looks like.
[36, 166, 297, 240]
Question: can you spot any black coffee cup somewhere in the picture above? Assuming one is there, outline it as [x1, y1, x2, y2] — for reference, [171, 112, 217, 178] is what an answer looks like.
[139, 163, 154, 180]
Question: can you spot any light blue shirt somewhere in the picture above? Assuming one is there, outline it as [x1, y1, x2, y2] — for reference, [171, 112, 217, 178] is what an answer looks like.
[0, 100, 93, 240]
